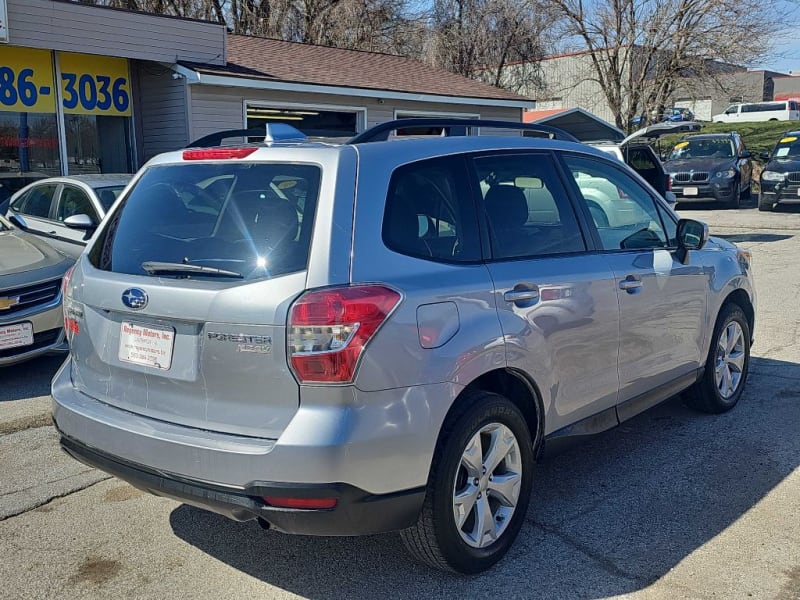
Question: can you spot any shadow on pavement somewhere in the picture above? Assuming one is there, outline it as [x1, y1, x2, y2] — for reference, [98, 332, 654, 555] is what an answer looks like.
[170, 356, 800, 599]
[1, 354, 65, 402]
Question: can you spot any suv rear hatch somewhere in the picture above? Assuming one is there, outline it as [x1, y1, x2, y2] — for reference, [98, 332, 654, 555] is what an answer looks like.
[67, 159, 322, 439]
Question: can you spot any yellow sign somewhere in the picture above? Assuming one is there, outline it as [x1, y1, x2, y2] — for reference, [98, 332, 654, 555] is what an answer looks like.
[674, 141, 689, 149]
[779, 136, 797, 143]
[59, 52, 131, 117]
[0, 47, 56, 113]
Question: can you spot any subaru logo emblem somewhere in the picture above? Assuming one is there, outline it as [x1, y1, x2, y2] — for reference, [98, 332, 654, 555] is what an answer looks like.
[122, 288, 148, 310]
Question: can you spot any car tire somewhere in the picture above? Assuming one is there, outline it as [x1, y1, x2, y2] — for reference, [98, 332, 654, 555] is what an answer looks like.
[727, 181, 741, 209]
[400, 390, 534, 574]
[685, 303, 750, 414]
[758, 194, 773, 211]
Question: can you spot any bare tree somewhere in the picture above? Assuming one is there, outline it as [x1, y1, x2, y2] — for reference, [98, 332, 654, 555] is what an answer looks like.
[544, 0, 773, 129]
[427, 0, 554, 93]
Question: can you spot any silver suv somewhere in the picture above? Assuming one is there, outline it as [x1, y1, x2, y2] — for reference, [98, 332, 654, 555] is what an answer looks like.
[52, 119, 756, 574]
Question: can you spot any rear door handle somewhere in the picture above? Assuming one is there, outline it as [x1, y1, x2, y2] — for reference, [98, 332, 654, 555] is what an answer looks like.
[619, 275, 643, 292]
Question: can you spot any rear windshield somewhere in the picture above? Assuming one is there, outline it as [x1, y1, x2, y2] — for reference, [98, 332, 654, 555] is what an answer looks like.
[89, 162, 321, 281]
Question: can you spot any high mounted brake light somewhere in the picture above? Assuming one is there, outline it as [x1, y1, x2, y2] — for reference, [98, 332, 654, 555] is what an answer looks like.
[287, 285, 401, 384]
[182, 148, 258, 160]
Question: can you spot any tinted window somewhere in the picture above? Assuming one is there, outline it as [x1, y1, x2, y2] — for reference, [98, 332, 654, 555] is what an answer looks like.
[90, 163, 320, 281]
[11, 183, 58, 218]
[383, 156, 480, 262]
[628, 147, 658, 171]
[670, 138, 734, 159]
[473, 153, 585, 259]
[95, 186, 126, 211]
[564, 155, 669, 251]
[57, 186, 98, 223]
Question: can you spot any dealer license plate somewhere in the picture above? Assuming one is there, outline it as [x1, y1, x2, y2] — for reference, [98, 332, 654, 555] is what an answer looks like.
[0, 322, 33, 350]
[683, 187, 699, 196]
[119, 321, 175, 370]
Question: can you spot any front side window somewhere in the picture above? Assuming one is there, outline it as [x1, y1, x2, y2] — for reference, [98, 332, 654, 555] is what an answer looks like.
[564, 155, 669, 251]
[10, 183, 58, 218]
[57, 185, 98, 223]
[383, 156, 480, 262]
[473, 153, 586, 259]
[90, 162, 321, 281]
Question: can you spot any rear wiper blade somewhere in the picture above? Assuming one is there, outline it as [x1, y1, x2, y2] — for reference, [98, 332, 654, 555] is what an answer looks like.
[141, 261, 243, 279]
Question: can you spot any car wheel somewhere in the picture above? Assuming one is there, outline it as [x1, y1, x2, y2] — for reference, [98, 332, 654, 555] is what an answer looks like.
[685, 303, 750, 414]
[400, 390, 534, 574]
[758, 194, 773, 211]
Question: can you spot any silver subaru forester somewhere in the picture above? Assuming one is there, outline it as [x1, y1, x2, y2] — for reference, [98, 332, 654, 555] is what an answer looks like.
[52, 120, 756, 574]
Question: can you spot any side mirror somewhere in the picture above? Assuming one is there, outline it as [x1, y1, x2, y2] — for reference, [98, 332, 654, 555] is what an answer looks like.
[664, 191, 677, 205]
[8, 213, 28, 230]
[63, 213, 96, 230]
[676, 218, 709, 264]
[759, 150, 770, 161]
[739, 150, 752, 159]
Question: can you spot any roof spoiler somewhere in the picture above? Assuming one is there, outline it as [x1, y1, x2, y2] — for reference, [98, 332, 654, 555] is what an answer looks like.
[346, 118, 579, 144]
[187, 123, 307, 148]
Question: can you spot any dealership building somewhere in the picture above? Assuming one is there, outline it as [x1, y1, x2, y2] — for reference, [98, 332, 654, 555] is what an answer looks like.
[0, 0, 530, 181]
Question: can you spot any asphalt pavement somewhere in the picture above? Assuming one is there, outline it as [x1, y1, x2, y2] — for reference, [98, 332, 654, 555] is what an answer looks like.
[1, 197, 798, 600]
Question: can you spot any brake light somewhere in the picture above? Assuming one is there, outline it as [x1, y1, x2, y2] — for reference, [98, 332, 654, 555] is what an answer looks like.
[288, 285, 401, 383]
[263, 496, 338, 510]
[182, 147, 257, 160]
[666, 174, 672, 191]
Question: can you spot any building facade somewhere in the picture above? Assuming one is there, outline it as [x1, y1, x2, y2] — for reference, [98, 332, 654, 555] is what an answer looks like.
[0, 0, 529, 183]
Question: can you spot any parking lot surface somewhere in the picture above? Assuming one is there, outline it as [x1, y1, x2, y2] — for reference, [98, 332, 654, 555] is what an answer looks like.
[1, 199, 799, 600]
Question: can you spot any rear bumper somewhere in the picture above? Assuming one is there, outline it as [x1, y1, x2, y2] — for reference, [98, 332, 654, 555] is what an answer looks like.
[52, 358, 457, 534]
[58, 433, 424, 535]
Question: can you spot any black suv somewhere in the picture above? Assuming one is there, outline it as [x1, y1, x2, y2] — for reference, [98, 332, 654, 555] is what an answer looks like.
[758, 131, 800, 211]
[664, 132, 754, 208]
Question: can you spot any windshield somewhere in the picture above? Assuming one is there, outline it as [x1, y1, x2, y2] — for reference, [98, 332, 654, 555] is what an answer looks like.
[772, 135, 800, 159]
[89, 162, 321, 281]
[669, 138, 734, 160]
[94, 185, 128, 211]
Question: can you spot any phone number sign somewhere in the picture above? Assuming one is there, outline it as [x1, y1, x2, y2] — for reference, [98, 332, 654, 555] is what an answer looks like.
[0, 48, 131, 116]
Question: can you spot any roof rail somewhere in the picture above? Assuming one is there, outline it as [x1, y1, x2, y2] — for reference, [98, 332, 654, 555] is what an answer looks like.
[187, 123, 307, 148]
[346, 118, 579, 144]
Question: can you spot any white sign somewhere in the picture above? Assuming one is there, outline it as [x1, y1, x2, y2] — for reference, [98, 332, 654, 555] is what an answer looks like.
[0, 0, 8, 44]
[0, 322, 33, 350]
[119, 321, 175, 370]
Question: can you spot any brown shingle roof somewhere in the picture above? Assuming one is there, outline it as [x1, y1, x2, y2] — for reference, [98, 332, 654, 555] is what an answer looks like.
[182, 35, 528, 103]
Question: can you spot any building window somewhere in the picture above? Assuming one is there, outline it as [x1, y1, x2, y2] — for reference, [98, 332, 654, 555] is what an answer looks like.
[246, 103, 364, 140]
[393, 110, 479, 137]
[65, 114, 133, 174]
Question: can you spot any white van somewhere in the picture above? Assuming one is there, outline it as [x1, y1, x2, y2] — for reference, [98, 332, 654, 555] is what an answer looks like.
[713, 100, 800, 123]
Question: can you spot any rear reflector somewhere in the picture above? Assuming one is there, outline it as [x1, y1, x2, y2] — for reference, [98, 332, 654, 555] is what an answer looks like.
[182, 147, 258, 160]
[263, 497, 338, 510]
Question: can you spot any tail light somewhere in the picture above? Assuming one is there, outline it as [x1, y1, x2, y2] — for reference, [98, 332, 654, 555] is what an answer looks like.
[666, 174, 672, 191]
[288, 285, 401, 383]
[62, 265, 82, 339]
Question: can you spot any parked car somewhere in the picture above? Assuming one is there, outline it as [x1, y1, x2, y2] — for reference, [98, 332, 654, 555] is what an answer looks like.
[0, 172, 50, 213]
[712, 100, 800, 124]
[664, 132, 754, 208]
[5, 174, 132, 259]
[758, 131, 800, 211]
[589, 121, 701, 199]
[52, 119, 755, 574]
[0, 214, 71, 366]
[630, 107, 695, 127]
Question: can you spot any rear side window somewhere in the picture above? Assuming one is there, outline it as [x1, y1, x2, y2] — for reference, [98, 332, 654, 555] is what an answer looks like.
[382, 156, 480, 262]
[90, 163, 321, 280]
